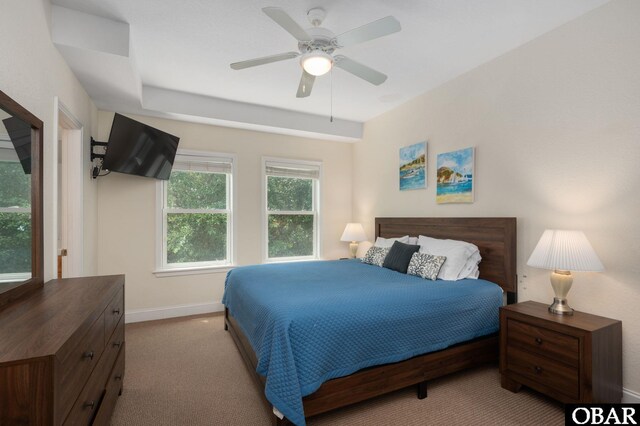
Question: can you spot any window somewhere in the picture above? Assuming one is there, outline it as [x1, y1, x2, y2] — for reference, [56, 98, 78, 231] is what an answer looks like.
[156, 151, 234, 273]
[263, 158, 321, 261]
[0, 141, 31, 282]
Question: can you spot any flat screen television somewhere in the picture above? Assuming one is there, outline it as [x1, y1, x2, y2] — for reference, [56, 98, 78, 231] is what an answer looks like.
[2, 116, 31, 175]
[103, 113, 179, 180]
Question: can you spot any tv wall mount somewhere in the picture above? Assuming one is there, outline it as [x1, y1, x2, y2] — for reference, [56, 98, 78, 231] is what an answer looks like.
[90, 137, 108, 179]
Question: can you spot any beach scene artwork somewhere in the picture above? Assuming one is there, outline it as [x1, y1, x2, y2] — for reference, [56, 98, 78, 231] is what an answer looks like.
[399, 142, 426, 191]
[436, 147, 474, 203]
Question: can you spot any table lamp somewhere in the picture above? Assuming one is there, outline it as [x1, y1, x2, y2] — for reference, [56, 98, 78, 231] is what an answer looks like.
[527, 230, 604, 315]
[340, 223, 367, 258]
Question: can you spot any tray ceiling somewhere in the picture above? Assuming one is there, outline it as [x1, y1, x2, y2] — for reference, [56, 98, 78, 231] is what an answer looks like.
[51, 0, 609, 140]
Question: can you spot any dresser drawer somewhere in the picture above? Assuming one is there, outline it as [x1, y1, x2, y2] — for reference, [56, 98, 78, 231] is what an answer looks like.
[105, 287, 124, 341]
[64, 321, 125, 426]
[506, 345, 579, 399]
[63, 351, 112, 426]
[57, 313, 105, 421]
[507, 318, 579, 366]
[63, 372, 105, 426]
[93, 344, 125, 426]
[101, 316, 124, 378]
[109, 343, 125, 394]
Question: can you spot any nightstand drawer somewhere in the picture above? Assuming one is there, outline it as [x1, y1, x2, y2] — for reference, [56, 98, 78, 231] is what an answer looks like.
[506, 345, 579, 399]
[500, 301, 622, 403]
[507, 318, 579, 366]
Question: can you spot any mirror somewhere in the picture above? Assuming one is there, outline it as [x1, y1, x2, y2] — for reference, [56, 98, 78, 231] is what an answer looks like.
[0, 90, 43, 308]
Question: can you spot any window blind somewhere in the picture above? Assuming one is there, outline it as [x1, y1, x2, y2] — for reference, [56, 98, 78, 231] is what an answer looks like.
[173, 155, 232, 174]
[0, 145, 19, 162]
[265, 162, 320, 179]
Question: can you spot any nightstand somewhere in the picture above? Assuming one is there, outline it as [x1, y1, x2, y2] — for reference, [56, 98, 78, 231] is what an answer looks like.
[500, 301, 622, 403]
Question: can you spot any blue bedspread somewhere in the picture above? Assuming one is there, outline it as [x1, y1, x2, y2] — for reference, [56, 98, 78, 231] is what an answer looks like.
[222, 260, 503, 426]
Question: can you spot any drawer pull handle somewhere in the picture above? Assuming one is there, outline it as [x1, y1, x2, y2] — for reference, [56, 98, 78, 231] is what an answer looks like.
[535, 338, 543, 345]
[84, 401, 95, 409]
[115, 374, 123, 381]
[534, 366, 542, 374]
[83, 351, 94, 360]
[113, 341, 122, 348]
[113, 308, 121, 315]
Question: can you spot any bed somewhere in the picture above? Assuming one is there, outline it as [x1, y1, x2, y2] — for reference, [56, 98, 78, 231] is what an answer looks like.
[224, 217, 517, 425]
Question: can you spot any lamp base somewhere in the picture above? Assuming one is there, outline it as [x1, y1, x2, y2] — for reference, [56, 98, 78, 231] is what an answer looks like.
[548, 270, 574, 316]
[548, 297, 574, 315]
[349, 242, 358, 259]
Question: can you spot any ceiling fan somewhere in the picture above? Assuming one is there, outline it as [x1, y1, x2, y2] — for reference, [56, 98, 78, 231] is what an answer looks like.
[230, 7, 401, 98]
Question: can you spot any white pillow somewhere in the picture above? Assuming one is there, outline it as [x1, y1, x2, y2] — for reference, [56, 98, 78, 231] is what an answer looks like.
[374, 235, 410, 248]
[418, 235, 479, 281]
[408, 237, 418, 245]
[457, 251, 482, 280]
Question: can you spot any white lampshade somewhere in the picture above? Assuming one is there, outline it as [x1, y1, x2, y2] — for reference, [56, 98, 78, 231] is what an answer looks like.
[340, 223, 367, 242]
[527, 230, 604, 272]
[301, 51, 333, 76]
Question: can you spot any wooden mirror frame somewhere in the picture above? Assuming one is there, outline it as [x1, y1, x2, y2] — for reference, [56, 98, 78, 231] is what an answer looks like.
[0, 90, 44, 309]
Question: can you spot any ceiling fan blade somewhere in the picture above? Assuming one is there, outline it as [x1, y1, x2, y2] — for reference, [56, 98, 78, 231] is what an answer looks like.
[230, 52, 299, 70]
[334, 55, 387, 85]
[334, 16, 401, 48]
[262, 7, 312, 42]
[296, 70, 315, 98]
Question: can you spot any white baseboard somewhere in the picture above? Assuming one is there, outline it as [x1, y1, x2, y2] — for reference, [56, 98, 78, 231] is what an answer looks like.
[623, 387, 640, 403]
[125, 301, 224, 324]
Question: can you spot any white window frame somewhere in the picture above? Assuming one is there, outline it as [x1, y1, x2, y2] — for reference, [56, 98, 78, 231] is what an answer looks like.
[0, 140, 31, 282]
[262, 157, 322, 263]
[154, 150, 236, 277]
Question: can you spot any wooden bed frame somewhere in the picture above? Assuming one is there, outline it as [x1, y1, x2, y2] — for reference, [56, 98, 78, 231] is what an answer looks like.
[225, 217, 517, 425]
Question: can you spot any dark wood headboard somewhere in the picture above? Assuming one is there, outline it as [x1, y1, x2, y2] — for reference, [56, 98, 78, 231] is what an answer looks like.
[375, 217, 517, 303]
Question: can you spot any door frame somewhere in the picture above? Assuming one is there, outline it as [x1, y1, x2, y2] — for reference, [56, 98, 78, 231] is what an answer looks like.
[53, 97, 84, 278]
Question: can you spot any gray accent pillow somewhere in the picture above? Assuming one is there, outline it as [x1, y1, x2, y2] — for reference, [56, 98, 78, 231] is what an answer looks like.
[407, 252, 447, 280]
[382, 241, 421, 274]
[362, 246, 390, 267]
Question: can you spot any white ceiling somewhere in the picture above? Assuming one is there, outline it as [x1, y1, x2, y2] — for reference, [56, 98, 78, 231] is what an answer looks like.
[51, 0, 609, 140]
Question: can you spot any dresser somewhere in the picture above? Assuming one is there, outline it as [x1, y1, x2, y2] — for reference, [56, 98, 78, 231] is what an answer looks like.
[500, 301, 622, 403]
[0, 275, 125, 425]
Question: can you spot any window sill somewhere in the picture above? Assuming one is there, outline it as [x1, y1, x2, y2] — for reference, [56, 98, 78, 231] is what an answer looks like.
[0, 273, 31, 283]
[153, 264, 234, 278]
[263, 257, 320, 264]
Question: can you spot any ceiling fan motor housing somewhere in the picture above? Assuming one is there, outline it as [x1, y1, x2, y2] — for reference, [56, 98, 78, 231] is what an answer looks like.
[298, 27, 337, 54]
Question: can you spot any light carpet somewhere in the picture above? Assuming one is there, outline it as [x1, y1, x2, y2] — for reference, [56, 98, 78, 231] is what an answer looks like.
[111, 313, 564, 425]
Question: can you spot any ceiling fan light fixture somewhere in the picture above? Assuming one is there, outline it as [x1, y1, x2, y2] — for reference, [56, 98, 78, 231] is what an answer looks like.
[301, 51, 333, 76]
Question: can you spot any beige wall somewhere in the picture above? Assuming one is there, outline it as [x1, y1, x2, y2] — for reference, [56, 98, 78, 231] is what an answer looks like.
[96, 112, 353, 312]
[353, 0, 640, 394]
[0, 0, 98, 279]
[2, 0, 636, 403]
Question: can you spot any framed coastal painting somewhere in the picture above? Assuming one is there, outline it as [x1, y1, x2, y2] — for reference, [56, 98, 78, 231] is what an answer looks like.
[399, 141, 426, 191]
[436, 147, 474, 203]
